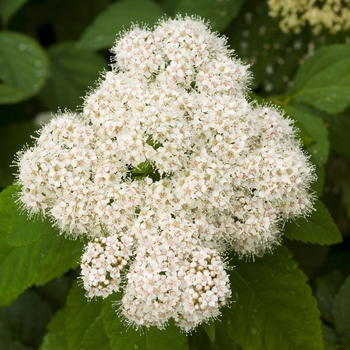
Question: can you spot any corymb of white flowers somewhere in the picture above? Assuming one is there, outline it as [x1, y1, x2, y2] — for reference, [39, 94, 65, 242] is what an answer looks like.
[15, 16, 315, 332]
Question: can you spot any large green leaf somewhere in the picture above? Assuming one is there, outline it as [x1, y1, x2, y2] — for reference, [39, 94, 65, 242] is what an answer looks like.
[0, 185, 52, 246]
[333, 274, 350, 347]
[284, 200, 342, 245]
[0, 31, 49, 104]
[41, 284, 112, 350]
[173, 0, 245, 31]
[285, 104, 329, 167]
[319, 113, 350, 160]
[39, 42, 106, 111]
[289, 43, 350, 114]
[225, 246, 323, 350]
[0, 185, 84, 305]
[66, 283, 110, 350]
[33, 232, 84, 286]
[78, 0, 164, 51]
[0, 0, 28, 27]
[0, 84, 26, 103]
[101, 297, 188, 350]
[40, 308, 69, 350]
[284, 103, 329, 195]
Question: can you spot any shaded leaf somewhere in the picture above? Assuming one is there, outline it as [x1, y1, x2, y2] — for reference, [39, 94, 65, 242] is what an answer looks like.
[311, 165, 325, 198]
[319, 113, 350, 160]
[39, 42, 106, 111]
[101, 296, 188, 350]
[284, 103, 329, 195]
[285, 104, 329, 167]
[78, 0, 164, 51]
[173, 0, 245, 31]
[322, 324, 339, 350]
[226, 246, 323, 350]
[289, 43, 350, 114]
[284, 200, 342, 245]
[0, 290, 52, 349]
[51, 0, 110, 42]
[66, 282, 110, 350]
[0, 84, 26, 104]
[39, 308, 69, 350]
[0, 31, 49, 104]
[0, 322, 32, 350]
[0, 121, 37, 189]
[315, 270, 344, 319]
[0, 0, 28, 27]
[333, 274, 350, 347]
[202, 320, 215, 342]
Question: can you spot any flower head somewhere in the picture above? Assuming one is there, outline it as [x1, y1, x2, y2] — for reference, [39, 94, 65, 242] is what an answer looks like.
[15, 16, 315, 331]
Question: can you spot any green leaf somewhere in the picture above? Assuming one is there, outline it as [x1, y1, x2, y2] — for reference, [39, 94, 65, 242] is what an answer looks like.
[315, 270, 344, 319]
[0, 31, 49, 104]
[0, 322, 32, 350]
[284, 103, 329, 196]
[39, 42, 106, 111]
[226, 246, 323, 350]
[284, 200, 343, 245]
[34, 232, 83, 286]
[0, 0, 28, 27]
[333, 274, 350, 347]
[173, 0, 245, 31]
[78, 0, 164, 51]
[0, 121, 37, 189]
[101, 297, 188, 350]
[40, 308, 69, 350]
[309, 164, 325, 197]
[289, 43, 350, 114]
[50, 0, 110, 42]
[285, 104, 329, 167]
[322, 324, 339, 350]
[0, 185, 84, 305]
[0, 185, 52, 246]
[319, 113, 350, 160]
[66, 282, 110, 350]
[201, 320, 215, 342]
[0, 84, 26, 103]
[0, 290, 52, 349]
[0, 237, 43, 304]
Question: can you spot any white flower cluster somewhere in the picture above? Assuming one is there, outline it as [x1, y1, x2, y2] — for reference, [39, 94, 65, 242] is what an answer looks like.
[81, 234, 133, 298]
[122, 236, 230, 331]
[268, 0, 350, 34]
[16, 16, 315, 331]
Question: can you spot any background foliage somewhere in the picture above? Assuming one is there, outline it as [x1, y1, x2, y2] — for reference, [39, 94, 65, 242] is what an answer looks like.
[0, 0, 349, 349]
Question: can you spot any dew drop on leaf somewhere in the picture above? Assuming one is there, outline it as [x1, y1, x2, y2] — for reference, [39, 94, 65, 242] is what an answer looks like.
[18, 43, 27, 51]
[133, 344, 140, 349]
[251, 327, 258, 335]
